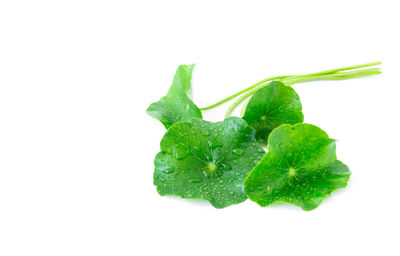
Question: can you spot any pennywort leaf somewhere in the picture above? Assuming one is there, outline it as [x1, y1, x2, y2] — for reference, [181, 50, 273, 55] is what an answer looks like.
[244, 123, 350, 211]
[146, 64, 202, 129]
[154, 117, 265, 208]
[242, 81, 304, 144]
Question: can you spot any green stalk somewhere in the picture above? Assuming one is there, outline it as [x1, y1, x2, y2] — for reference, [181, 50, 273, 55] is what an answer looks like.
[225, 67, 381, 117]
[201, 61, 381, 111]
[200, 75, 290, 110]
[289, 61, 381, 79]
[282, 68, 381, 86]
[225, 89, 258, 118]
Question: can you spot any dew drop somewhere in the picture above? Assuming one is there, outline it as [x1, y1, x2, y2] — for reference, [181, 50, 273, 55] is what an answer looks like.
[188, 178, 202, 183]
[232, 148, 244, 155]
[212, 142, 223, 149]
[279, 143, 287, 151]
[201, 130, 210, 136]
[162, 168, 174, 174]
[222, 163, 232, 170]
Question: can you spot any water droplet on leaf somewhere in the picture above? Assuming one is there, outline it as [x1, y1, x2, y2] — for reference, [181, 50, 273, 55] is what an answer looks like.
[232, 148, 244, 155]
[222, 163, 232, 170]
[201, 130, 210, 136]
[188, 178, 202, 183]
[162, 168, 174, 174]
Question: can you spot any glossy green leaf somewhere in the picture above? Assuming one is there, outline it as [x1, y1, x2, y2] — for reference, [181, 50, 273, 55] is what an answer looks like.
[146, 64, 202, 129]
[242, 81, 304, 144]
[244, 123, 350, 211]
[154, 117, 265, 208]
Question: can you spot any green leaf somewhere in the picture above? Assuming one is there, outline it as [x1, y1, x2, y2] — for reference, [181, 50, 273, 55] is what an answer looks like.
[154, 117, 265, 208]
[242, 81, 304, 144]
[146, 64, 202, 129]
[244, 123, 350, 211]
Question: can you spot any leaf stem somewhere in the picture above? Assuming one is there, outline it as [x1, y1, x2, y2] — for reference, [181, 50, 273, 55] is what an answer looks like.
[201, 61, 381, 111]
[225, 87, 260, 118]
[282, 68, 381, 86]
[291, 61, 381, 78]
[225, 67, 381, 117]
[199, 75, 291, 110]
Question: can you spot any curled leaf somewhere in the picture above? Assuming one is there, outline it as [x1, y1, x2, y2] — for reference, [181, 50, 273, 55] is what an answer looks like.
[244, 123, 350, 211]
[146, 64, 202, 129]
[242, 81, 303, 144]
[154, 117, 265, 208]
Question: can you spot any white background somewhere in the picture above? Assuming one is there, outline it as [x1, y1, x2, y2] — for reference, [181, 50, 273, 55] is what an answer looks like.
[0, 0, 399, 255]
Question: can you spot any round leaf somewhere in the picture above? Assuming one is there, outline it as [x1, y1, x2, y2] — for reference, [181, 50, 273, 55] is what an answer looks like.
[154, 117, 265, 208]
[146, 64, 202, 129]
[244, 123, 351, 211]
[242, 81, 304, 144]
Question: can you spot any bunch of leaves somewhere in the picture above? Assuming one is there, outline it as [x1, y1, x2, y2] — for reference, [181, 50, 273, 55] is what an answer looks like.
[147, 62, 380, 210]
